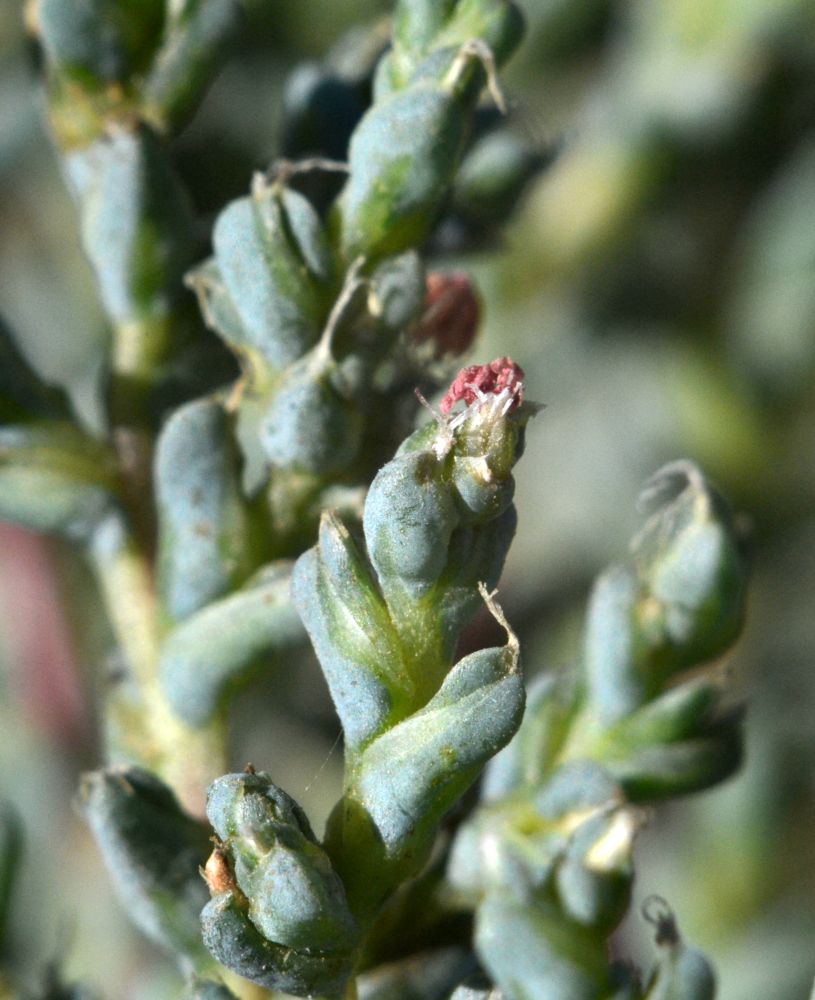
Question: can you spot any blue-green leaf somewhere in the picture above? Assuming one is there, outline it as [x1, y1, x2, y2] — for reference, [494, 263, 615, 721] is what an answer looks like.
[155, 397, 259, 620]
[159, 562, 305, 726]
[79, 767, 211, 969]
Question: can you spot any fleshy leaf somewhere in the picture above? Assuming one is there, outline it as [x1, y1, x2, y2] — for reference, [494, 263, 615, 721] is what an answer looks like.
[79, 767, 211, 969]
[159, 562, 305, 726]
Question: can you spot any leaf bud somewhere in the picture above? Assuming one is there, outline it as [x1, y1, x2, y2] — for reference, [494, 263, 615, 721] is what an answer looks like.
[585, 462, 748, 724]
[449, 761, 623, 901]
[633, 461, 747, 670]
[392, 0, 456, 56]
[212, 179, 334, 369]
[206, 771, 358, 952]
[202, 771, 358, 995]
[258, 352, 362, 475]
[364, 359, 529, 599]
[338, 70, 474, 262]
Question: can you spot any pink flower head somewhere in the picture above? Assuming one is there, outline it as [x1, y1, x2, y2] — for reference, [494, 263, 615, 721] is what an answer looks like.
[440, 357, 525, 416]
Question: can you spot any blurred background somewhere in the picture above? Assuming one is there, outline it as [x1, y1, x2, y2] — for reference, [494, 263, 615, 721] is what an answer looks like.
[2, 0, 815, 996]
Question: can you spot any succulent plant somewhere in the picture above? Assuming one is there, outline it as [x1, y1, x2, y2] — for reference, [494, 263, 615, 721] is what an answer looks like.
[0, 2, 752, 998]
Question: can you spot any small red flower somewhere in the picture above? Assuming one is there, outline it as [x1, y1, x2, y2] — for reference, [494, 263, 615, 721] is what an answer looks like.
[440, 357, 525, 415]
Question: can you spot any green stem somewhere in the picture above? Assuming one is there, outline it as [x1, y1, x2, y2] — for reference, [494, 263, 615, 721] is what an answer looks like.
[108, 312, 178, 482]
[109, 316, 174, 433]
[84, 310, 231, 816]
[89, 514, 226, 817]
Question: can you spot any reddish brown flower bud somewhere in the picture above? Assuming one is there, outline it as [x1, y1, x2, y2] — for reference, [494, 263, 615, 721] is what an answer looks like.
[204, 846, 236, 896]
[413, 271, 481, 358]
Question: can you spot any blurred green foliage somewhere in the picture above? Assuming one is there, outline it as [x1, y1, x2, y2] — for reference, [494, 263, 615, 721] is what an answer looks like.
[1, 0, 815, 996]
